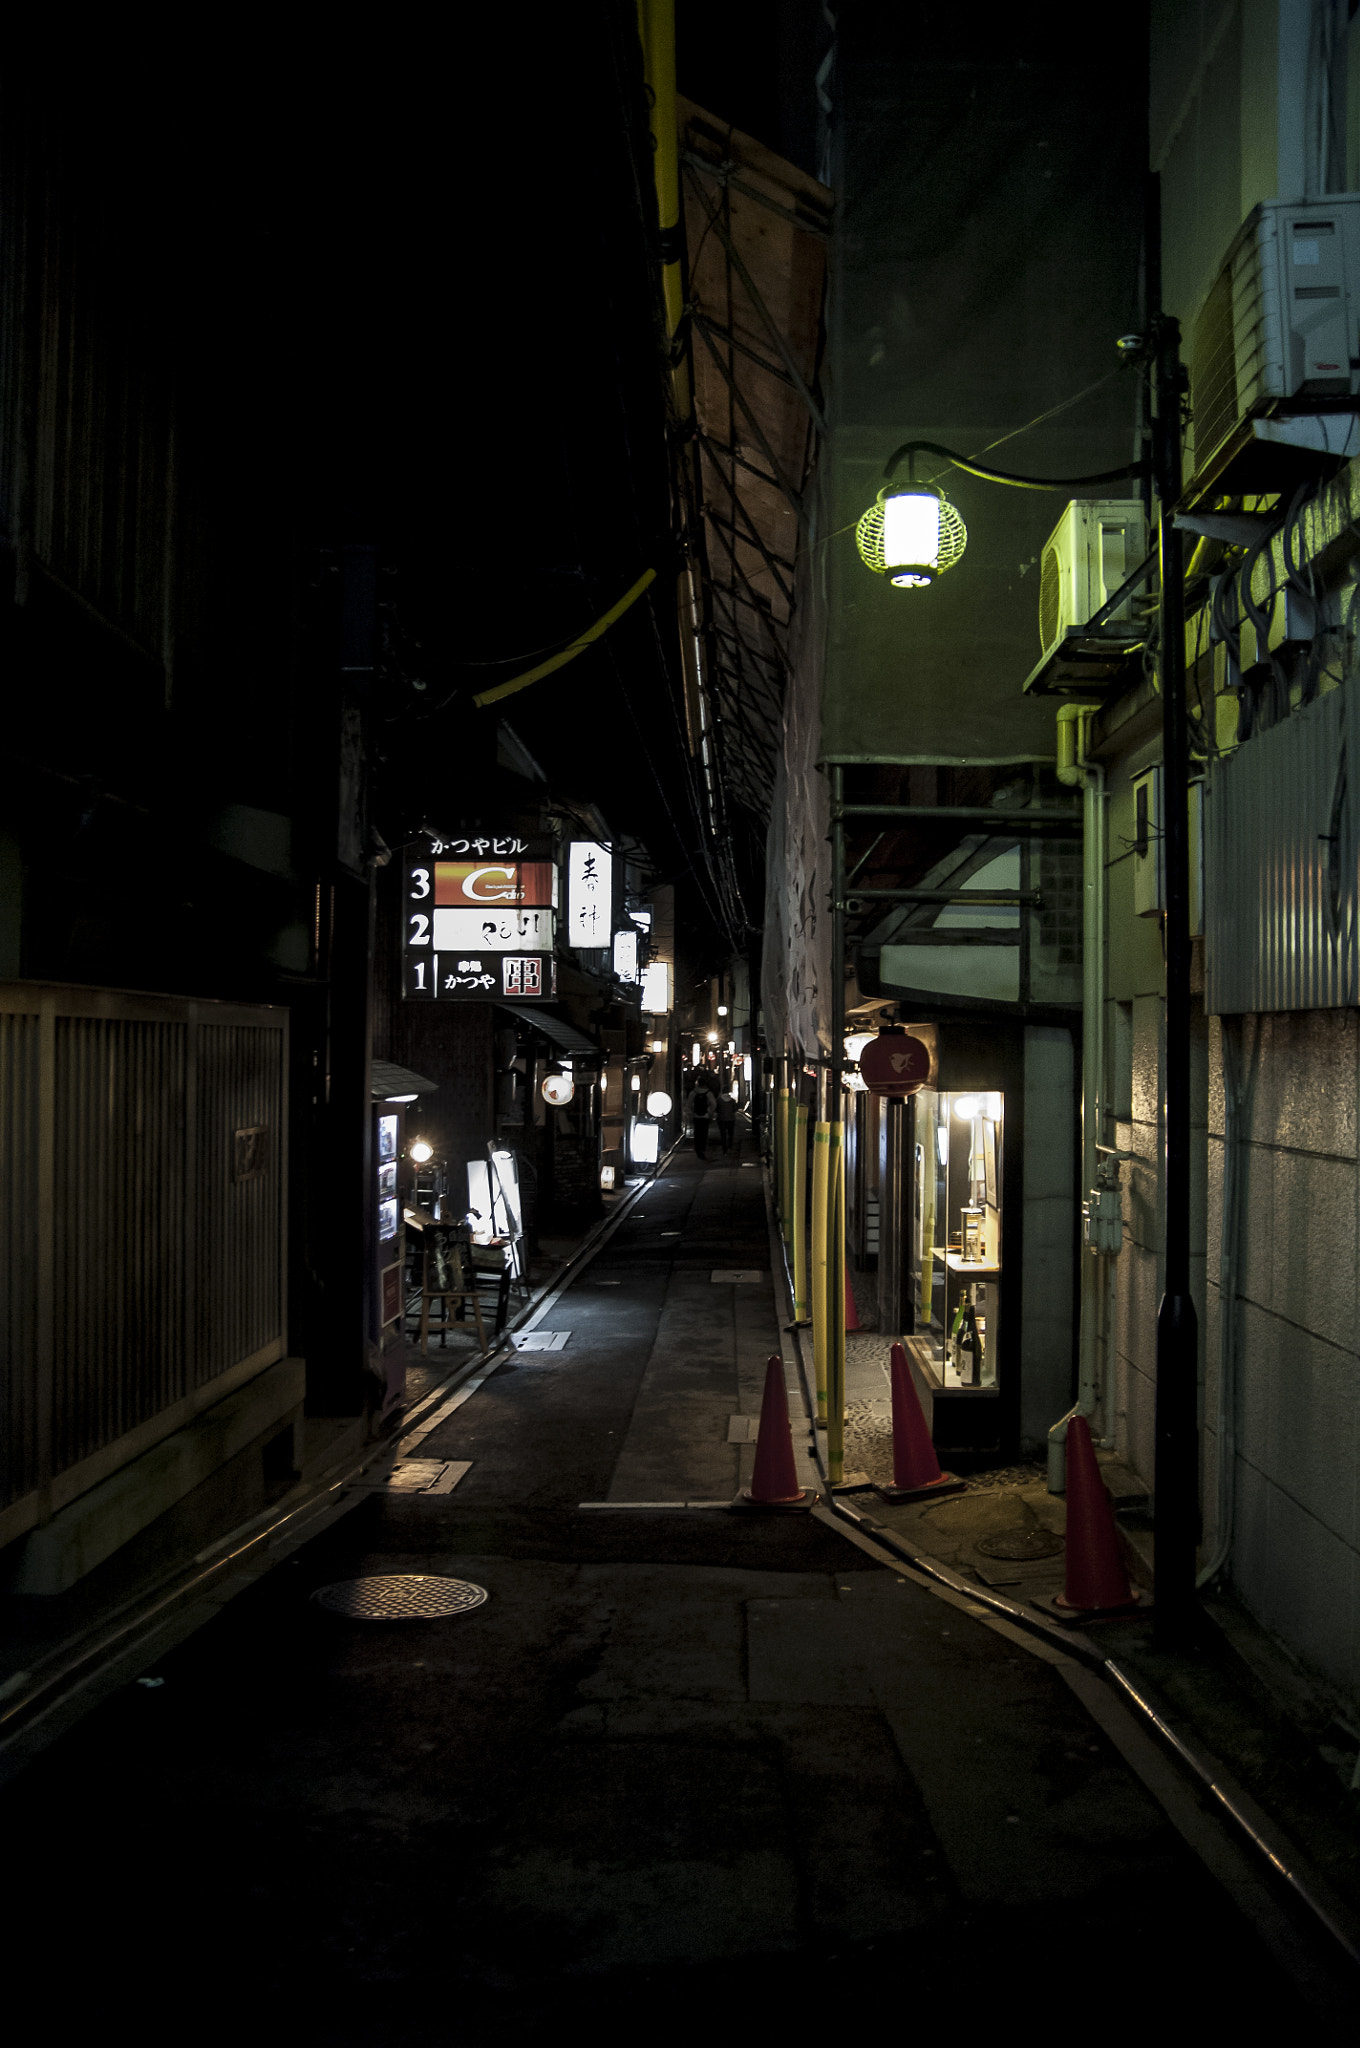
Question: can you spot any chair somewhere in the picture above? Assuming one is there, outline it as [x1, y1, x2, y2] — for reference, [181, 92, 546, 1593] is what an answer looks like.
[417, 1225, 488, 1355]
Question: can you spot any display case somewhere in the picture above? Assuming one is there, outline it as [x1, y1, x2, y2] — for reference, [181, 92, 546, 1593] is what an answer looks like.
[911, 1088, 1003, 1394]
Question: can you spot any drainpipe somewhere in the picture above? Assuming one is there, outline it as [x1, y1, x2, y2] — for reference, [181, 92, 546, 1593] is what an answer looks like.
[1047, 702, 1108, 1491]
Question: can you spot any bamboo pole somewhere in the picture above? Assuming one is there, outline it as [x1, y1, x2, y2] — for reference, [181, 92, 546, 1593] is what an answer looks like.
[827, 1118, 846, 1483]
[791, 1101, 809, 1322]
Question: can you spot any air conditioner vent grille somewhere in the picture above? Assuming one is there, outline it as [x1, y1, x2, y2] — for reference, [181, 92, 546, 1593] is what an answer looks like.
[1038, 545, 1061, 652]
[1191, 262, 1239, 470]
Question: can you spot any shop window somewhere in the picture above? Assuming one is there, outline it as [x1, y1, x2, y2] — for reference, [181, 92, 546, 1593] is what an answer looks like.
[910, 1088, 1002, 1391]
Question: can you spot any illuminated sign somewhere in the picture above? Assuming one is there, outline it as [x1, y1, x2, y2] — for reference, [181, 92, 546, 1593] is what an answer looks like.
[640, 960, 670, 1013]
[404, 835, 557, 1001]
[433, 908, 554, 951]
[613, 929, 639, 982]
[567, 841, 612, 947]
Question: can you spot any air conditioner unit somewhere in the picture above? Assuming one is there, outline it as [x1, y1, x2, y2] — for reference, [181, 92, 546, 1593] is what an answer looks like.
[1037, 499, 1148, 661]
[1190, 196, 1360, 480]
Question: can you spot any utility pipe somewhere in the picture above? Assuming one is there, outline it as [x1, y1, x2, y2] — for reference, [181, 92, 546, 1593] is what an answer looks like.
[1048, 702, 1110, 1491]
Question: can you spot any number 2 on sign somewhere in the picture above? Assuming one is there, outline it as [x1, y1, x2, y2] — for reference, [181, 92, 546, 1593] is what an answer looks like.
[409, 914, 430, 944]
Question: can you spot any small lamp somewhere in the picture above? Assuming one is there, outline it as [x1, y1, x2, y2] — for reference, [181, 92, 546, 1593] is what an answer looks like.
[857, 453, 967, 588]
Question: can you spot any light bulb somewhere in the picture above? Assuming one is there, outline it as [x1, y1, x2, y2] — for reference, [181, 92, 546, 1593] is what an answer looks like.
[883, 486, 942, 585]
[410, 1140, 433, 1163]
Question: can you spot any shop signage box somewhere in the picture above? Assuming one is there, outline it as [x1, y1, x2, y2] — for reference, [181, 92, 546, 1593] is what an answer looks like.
[403, 834, 558, 1002]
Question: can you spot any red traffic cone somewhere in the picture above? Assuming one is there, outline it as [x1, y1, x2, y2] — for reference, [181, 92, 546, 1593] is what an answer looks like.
[844, 1268, 862, 1331]
[874, 1343, 965, 1504]
[732, 1355, 816, 1511]
[1049, 1414, 1142, 1618]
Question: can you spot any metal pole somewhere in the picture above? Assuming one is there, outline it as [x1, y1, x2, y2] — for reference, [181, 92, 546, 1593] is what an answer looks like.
[878, 1095, 908, 1338]
[1149, 171, 1199, 1643]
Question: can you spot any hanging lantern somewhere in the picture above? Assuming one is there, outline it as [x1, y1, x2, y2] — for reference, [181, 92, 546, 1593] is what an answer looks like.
[541, 1072, 574, 1106]
[857, 476, 966, 588]
[858, 1027, 931, 1097]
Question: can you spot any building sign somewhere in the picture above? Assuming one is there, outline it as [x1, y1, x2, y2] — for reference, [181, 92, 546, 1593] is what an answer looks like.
[613, 928, 639, 982]
[433, 908, 554, 951]
[404, 835, 557, 1001]
[640, 960, 670, 1013]
[567, 841, 612, 947]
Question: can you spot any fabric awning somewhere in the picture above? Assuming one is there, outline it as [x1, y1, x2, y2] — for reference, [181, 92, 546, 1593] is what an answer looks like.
[371, 1059, 440, 1100]
[496, 1003, 599, 1056]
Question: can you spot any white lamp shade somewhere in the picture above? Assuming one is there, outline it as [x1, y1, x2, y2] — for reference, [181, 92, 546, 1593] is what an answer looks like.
[883, 488, 941, 585]
[646, 1090, 672, 1117]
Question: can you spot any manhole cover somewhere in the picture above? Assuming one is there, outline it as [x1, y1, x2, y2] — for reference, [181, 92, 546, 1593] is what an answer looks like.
[975, 1527, 1064, 1561]
[311, 1575, 489, 1620]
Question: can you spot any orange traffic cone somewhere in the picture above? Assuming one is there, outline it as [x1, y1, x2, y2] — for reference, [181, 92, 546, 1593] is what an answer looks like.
[873, 1343, 965, 1504]
[732, 1355, 817, 1511]
[1048, 1414, 1142, 1619]
[844, 1268, 862, 1331]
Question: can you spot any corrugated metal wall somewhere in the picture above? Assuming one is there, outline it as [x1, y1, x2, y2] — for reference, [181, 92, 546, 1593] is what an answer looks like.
[1205, 681, 1357, 1014]
[0, 985, 286, 1539]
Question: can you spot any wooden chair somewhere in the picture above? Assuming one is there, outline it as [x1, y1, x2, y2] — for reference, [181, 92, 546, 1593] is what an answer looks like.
[417, 1226, 488, 1355]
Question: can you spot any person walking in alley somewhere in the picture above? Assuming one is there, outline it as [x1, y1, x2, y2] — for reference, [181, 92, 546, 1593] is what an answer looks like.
[715, 1085, 737, 1154]
[689, 1077, 715, 1160]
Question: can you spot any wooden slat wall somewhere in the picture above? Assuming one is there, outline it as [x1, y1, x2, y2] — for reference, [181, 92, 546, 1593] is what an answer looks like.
[0, 985, 287, 1535]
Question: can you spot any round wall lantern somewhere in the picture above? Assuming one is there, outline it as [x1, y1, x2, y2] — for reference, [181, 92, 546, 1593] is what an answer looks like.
[541, 1072, 574, 1107]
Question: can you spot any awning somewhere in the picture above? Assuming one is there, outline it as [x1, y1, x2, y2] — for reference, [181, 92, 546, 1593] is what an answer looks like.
[371, 1059, 440, 1100]
[496, 1003, 599, 1057]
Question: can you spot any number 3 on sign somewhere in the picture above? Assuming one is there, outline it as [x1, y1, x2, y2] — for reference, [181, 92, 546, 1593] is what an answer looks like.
[409, 914, 430, 945]
[410, 867, 431, 899]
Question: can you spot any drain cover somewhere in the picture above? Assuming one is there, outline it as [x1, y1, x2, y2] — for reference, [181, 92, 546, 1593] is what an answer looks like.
[975, 1526, 1064, 1561]
[311, 1574, 489, 1620]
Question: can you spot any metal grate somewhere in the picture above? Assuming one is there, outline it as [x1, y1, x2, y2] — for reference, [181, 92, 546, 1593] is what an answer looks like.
[311, 1574, 488, 1620]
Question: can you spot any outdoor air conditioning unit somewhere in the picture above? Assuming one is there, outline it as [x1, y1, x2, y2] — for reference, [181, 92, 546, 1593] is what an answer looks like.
[1190, 196, 1360, 480]
[1037, 499, 1148, 661]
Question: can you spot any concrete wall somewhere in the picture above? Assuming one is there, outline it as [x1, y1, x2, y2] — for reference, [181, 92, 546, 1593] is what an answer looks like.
[1020, 1025, 1077, 1454]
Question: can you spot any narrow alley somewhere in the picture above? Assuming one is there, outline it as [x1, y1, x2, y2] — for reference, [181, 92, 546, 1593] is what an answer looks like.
[2, 1144, 1347, 2032]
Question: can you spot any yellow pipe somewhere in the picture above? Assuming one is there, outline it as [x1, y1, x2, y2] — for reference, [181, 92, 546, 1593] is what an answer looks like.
[472, 568, 657, 708]
[827, 1123, 846, 1484]
[810, 1120, 831, 1425]
[636, 0, 686, 345]
[791, 1103, 809, 1322]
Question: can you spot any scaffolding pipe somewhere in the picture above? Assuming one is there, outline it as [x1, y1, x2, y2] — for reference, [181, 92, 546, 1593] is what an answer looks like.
[827, 1121, 846, 1484]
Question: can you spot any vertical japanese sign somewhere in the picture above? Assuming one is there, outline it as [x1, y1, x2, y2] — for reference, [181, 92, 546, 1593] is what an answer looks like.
[612, 928, 639, 982]
[567, 841, 612, 948]
[403, 833, 558, 1001]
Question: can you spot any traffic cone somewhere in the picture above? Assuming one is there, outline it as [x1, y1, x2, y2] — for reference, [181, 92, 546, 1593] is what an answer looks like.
[732, 1355, 817, 1511]
[1048, 1413, 1142, 1619]
[844, 1268, 862, 1331]
[873, 1343, 965, 1504]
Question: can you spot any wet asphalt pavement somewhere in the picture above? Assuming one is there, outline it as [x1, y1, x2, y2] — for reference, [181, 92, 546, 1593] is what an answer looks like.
[2, 1149, 1343, 2036]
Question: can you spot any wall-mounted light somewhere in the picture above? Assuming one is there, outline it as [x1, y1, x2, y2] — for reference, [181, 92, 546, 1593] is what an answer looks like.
[385, 1093, 418, 1104]
[858, 437, 1146, 592]
[717, 1004, 728, 1016]
[646, 1090, 672, 1117]
[630, 1074, 641, 1092]
[541, 1073, 574, 1106]
[409, 1139, 434, 1164]
[706, 1030, 718, 1044]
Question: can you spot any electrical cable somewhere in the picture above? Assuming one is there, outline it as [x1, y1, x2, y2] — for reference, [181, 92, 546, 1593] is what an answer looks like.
[883, 438, 1148, 492]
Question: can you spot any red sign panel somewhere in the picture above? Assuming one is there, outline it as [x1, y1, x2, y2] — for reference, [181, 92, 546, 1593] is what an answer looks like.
[434, 861, 556, 907]
[858, 1031, 930, 1097]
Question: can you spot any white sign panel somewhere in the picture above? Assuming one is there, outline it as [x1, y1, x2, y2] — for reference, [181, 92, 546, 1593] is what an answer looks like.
[432, 907, 554, 952]
[612, 929, 639, 982]
[640, 960, 671, 1013]
[567, 841, 612, 947]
